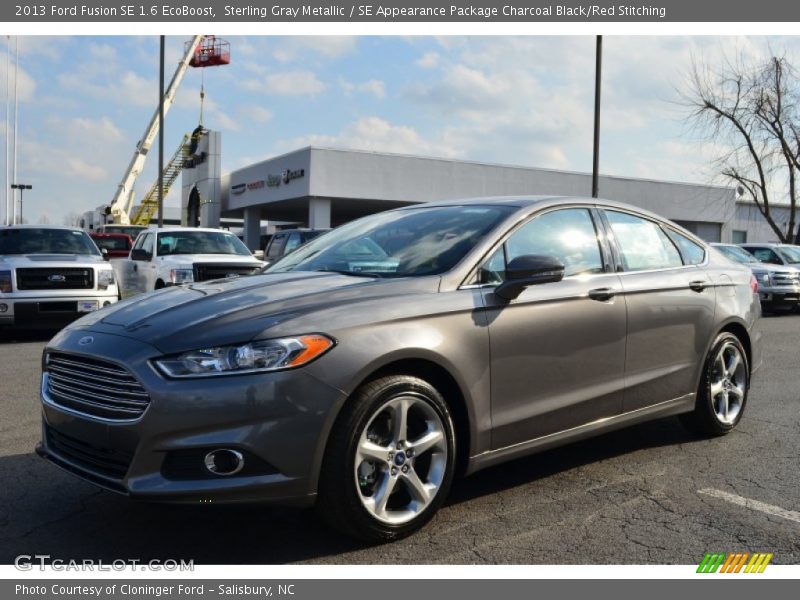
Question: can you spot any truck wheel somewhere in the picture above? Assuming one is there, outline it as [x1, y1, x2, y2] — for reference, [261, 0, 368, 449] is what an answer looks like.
[155, 280, 165, 290]
[316, 375, 456, 542]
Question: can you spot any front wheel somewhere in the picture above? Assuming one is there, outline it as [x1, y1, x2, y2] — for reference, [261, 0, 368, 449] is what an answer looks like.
[317, 375, 456, 542]
[680, 332, 749, 436]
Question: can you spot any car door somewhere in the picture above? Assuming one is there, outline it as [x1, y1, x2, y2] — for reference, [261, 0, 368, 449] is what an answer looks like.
[479, 206, 627, 449]
[132, 232, 156, 294]
[601, 209, 716, 412]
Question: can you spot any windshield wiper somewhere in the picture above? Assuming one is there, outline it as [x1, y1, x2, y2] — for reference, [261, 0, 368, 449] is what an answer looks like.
[313, 268, 384, 278]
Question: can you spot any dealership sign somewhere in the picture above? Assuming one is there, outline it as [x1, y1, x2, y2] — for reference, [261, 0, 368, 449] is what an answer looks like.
[233, 168, 305, 194]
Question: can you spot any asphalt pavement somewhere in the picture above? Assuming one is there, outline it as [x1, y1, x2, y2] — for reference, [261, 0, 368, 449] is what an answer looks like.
[0, 316, 798, 564]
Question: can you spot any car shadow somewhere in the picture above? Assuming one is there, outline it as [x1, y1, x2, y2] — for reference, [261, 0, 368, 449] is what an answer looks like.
[0, 328, 60, 345]
[0, 417, 700, 565]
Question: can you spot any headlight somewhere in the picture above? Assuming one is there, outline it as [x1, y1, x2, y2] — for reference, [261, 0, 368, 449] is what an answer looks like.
[170, 268, 194, 284]
[97, 269, 115, 290]
[0, 270, 11, 293]
[759, 272, 771, 286]
[154, 334, 335, 378]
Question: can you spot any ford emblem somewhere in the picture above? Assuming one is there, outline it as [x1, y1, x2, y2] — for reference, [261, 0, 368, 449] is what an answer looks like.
[48, 274, 66, 282]
[78, 336, 94, 346]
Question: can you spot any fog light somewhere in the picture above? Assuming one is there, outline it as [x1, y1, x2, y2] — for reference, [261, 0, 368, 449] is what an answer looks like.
[203, 449, 244, 476]
[0, 303, 7, 313]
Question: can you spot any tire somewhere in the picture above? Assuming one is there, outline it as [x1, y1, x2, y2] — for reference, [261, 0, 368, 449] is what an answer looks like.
[155, 280, 166, 290]
[680, 332, 749, 436]
[316, 375, 456, 542]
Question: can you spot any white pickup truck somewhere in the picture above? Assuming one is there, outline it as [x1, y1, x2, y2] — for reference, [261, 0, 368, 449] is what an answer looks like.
[0, 225, 118, 328]
[114, 227, 263, 299]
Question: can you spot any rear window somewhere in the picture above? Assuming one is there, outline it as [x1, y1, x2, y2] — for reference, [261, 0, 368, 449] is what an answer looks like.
[92, 236, 131, 251]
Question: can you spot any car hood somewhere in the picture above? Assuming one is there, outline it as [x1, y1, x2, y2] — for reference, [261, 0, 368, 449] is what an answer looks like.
[0, 254, 105, 266]
[749, 262, 799, 275]
[69, 271, 439, 354]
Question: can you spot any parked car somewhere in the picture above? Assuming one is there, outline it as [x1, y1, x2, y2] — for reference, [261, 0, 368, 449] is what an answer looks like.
[112, 227, 263, 299]
[37, 197, 761, 541]
[712, 243, 800, 312]
[263, 228, 329, 267]
[740, 242, 800, 267]
[90, 232, 134, 260]
[0, 225, 118, 328]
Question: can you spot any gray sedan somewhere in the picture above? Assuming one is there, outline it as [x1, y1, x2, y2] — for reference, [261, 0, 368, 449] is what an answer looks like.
[37, 196, 762, 541]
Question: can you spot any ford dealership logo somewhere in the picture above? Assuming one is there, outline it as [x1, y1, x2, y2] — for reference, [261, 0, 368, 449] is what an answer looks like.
[48, 274, 66, 282]
[78, 336, 94, 346]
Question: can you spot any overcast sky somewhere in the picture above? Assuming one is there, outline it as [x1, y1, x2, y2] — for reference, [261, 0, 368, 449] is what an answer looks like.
[1, 35, 798, 225]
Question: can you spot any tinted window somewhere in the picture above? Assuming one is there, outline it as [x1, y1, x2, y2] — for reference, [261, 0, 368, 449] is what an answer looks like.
[748, 247, 782, 265]
[0, 228, 100, 256]
[715, 245, 759, 264]
[606, 211, 682, 271]
[267, 234, 287, 260]
[776, 246, 800, 264]
[505, 208, 604, 277]
[92, 236, 131, 251]
[668, 230, 706, 265]
[283, 233, 303, 254]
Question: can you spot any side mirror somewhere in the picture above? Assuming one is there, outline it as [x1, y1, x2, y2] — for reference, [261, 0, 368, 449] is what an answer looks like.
[101, 248, 109, 260]
[495, 255, 565, 300]
[130, 248, 152, 261]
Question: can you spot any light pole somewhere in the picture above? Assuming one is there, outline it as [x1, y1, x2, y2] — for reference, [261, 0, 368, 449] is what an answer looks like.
[592, 35, 602, 199]
[10, 183, 31, 224]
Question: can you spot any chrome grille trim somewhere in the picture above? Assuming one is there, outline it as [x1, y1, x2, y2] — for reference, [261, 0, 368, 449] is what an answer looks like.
[44, 352, 150, 422]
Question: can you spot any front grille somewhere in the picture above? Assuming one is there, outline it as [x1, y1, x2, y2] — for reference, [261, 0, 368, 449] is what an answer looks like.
[17, 268, 94, 290]
[772, 272, 800, 287]
[193, 263, 258, 282]
[45, 352, 150, 421]
[46, 426, 133, 480]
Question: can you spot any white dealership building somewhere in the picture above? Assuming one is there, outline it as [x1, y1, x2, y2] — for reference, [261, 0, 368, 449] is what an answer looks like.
[181, 133, 789, 250]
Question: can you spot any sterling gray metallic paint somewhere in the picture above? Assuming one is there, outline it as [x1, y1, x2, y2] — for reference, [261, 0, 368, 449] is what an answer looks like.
[37, 196, 762, 506]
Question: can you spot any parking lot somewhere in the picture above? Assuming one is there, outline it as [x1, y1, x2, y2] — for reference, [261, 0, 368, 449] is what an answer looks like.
[1, 315, 798, 565]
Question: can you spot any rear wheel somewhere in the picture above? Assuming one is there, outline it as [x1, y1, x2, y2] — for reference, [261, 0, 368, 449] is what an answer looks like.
[317, 375, 456, 542]
[680, 332, 749, 436]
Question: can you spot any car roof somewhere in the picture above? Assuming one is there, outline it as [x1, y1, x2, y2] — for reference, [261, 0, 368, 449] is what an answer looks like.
[0, 224, 84, 231]
[740, 242, 797, 247]
[147, 227, 237, 234]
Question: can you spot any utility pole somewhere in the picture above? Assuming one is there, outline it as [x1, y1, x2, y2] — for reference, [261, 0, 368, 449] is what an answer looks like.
[592, 35, 602, 199]
[157, 35, 165, 228]
[12, 36, 19, 224]
[4, 37, 9, 225]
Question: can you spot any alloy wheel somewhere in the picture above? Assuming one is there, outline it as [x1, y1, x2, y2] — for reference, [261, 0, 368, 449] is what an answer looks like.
[709, 341, 747, 425]
[354, 395, 448, 525]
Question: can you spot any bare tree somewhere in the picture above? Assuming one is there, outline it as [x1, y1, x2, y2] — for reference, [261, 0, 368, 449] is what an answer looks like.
[37, 213, 51, 224]
[684, 52, 800, 243]
[62, 211, 82, 227]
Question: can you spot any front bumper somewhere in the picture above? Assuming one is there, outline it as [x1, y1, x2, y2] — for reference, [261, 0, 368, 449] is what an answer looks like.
[37, 328, 347, 506]
[0, 293, 118, 327]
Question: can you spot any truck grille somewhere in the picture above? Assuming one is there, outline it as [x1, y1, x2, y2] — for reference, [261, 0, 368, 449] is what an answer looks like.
[772, 272, 800, 287]
[17, 268, 94, 290]
[44, 352, 150, 421]
[45, 426, 133, 480]
[193, 263, 259, 282]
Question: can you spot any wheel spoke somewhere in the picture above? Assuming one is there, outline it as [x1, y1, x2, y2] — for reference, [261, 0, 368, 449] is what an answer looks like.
[718, 391, 729, 420]
[391, 398, 410, 443]
[402, 467, 431, 504]
[358, 438, 391, 463]
[709, 380, 724, 398]
[409, 428, 443, 456]
[726, 350, 741, 377]
[370, 471, 398, 518]
[728, 385, 744, 401]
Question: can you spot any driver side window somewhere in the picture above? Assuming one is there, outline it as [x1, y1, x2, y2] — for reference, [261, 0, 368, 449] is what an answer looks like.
[479, 208, 604, 283]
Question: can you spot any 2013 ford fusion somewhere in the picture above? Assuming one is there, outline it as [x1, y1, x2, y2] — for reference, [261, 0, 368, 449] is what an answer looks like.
[37, 197, 761, 541]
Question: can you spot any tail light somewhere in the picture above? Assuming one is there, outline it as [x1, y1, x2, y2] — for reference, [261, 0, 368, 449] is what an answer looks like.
[750, 274, 759, 293]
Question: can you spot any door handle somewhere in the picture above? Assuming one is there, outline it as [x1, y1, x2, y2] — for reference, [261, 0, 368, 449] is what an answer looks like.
[689, 280, 707, 292]
[588, 287, 616, 301]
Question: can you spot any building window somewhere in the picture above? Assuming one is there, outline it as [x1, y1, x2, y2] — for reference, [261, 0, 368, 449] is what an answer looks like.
[732, 230, 747, 244]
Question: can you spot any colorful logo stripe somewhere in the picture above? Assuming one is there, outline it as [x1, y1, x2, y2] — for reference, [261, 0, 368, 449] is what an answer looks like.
[697, 552, 773, 573]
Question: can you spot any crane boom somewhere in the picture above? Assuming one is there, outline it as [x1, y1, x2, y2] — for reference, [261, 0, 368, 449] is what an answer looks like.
[104, 35, 203, 225]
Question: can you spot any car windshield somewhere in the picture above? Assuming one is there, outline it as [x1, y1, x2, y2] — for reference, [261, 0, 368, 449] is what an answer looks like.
[92, 236, 131, 251]
[0, 228, 101, 256]
[716, 245, 759, 264]
[776, 246, 800, 264]
[157, 231, 252, 256]
[268, 205, 515, 277]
